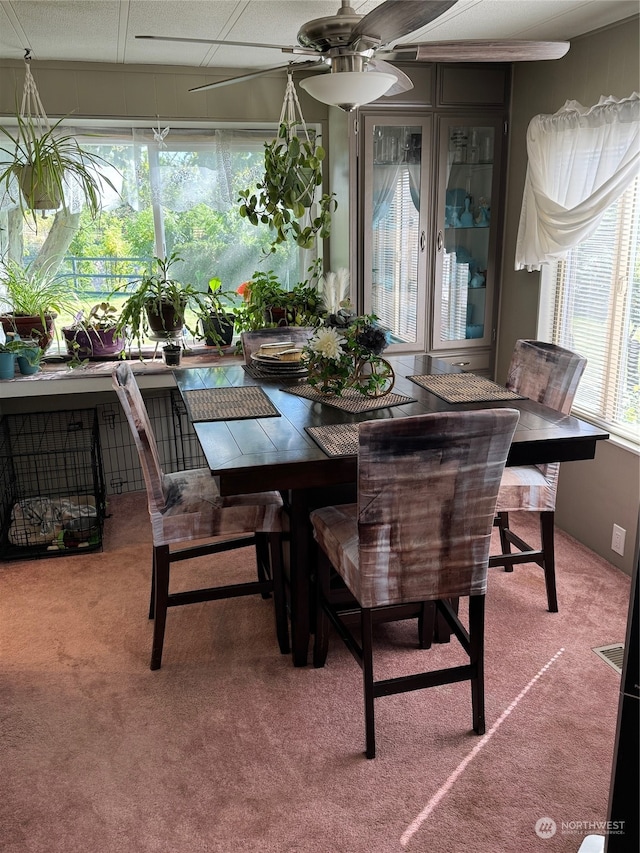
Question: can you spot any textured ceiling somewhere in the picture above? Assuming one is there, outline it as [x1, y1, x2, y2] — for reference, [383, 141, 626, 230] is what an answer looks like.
[0, 0, 636, 69]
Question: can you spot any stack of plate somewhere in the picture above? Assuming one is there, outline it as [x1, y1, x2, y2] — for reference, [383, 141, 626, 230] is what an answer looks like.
[251, 342, 307, 376]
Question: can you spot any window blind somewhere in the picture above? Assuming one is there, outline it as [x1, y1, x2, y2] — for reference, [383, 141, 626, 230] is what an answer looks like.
[541, 175, 640, 443]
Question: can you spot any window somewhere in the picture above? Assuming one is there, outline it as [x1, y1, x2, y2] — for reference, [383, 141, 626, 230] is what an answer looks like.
[1, 122, 316, 347]
[539, 174, 640, 444]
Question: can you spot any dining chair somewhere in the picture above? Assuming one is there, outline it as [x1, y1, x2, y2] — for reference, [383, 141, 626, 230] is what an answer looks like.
[240, 326, 316, 364]
[310, 409, 520, 758]
[489, 339, 587, 612]
[112, 362, 289, 670]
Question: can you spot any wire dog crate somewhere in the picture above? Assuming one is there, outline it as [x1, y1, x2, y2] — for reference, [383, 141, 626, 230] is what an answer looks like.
[97, 390, 207, 496]
[0, 408, 106, 560]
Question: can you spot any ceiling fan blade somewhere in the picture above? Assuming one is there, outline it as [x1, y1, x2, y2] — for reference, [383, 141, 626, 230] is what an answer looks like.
[136, 34, 294, 51]
[351, 1, 458, 47]
[188, 60, 324, 94]
[384, 40, 571, 63]
[367, 59, 413, 96]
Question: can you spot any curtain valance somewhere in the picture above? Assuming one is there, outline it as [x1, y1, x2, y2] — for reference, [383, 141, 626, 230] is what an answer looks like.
[515, 93, 640, 271]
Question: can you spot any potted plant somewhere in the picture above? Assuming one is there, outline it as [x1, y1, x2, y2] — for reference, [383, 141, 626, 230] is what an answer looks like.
[114, 253, 212, 352]
[201, 277, 236, 348]
[15, 340, 45, 375]
[235, 262, 325, 333]
[162, 343, 182, 367]
[0, 113, 118, 218]
[0, 338, 24, 379]
[0, 257, 78, 350]
[62, 302, 125, 361]
[238, 121, 337, 255]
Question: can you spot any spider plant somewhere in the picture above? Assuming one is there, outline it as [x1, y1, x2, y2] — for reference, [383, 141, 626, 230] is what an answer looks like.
[0, 257, 79, 348]
[0, 113, 118, 218]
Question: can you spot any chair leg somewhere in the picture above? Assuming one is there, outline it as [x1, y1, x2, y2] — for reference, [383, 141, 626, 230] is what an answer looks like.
[150, 544, 170, 671]
[469, 594, 486, 735]
[313, 548, 331, 668]
[418, 601, 435, 649]
[255, 534, 272, 599]
[266, 532, 290, 655]
[361, 608, 376, 759]
[496, 512, 513, 571]
[148, 551, 156, 619]
[540, 511, 558, 613]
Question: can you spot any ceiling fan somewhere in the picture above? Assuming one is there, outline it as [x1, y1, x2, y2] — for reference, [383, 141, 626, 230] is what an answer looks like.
[136, 0, 570, 111]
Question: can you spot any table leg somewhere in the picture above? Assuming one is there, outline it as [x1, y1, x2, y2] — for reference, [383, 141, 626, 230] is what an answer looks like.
[288, 490, 312, 667]
[286, 484, 358, 667]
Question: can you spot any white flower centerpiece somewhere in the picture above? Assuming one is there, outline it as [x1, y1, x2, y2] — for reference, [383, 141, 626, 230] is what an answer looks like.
[302, 314, 392, 396]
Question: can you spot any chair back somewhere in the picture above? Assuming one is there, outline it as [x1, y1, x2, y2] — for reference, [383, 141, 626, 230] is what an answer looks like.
[241, 327, 316, 365]
[506, 340, 586, 415]
[356, 409, 519, 608]
[112, 362, 166, 511]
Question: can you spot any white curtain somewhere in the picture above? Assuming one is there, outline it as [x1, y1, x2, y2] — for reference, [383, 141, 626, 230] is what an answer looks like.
[515, 93, 640, 271]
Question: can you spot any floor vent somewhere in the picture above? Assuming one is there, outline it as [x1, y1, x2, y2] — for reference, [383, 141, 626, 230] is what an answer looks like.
[592, 643, 624, 674]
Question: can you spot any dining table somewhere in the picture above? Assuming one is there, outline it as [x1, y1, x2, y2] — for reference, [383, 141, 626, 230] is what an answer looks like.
[173, 353, 609, 666]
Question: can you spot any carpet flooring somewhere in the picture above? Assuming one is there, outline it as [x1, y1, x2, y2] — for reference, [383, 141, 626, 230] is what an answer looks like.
[0, 494, 632, 853]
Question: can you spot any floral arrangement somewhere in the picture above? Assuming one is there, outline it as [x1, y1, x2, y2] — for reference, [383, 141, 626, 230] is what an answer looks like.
[302, 315, 391, 396]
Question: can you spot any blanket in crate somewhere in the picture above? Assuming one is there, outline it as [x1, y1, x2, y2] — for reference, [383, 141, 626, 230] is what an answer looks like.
[8, 496, 98, 548]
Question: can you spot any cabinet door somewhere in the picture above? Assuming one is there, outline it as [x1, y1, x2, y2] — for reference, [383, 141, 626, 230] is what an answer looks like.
[362, 115, 432, 352]
[432, 115, 504, 351]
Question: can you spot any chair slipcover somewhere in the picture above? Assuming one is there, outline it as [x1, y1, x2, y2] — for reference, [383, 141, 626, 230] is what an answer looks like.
[312, 409, 520, 609]
[113, 362, 282, 543]
[112, 362, 287, 669]
[310, 409, 519, 757]
[496, 340, 586, 513]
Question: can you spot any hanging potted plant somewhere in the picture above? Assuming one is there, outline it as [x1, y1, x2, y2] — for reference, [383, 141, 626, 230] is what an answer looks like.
[0, 56, 118, 219]
[238, 74, 336, 255]
[0, 113, 118, 218]
[238, 122, 337, 253]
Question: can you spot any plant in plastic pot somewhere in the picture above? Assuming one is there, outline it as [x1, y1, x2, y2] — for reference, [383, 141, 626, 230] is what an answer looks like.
[162, 344, 182, 367]
[16, 341, 44, 375]
[201, 277, 236, 348]
[62, 302, 125, 363]
[0, 338, 24, 379]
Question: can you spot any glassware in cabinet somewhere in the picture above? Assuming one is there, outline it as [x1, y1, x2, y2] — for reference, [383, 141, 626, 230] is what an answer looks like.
[434, 118, 502, 349]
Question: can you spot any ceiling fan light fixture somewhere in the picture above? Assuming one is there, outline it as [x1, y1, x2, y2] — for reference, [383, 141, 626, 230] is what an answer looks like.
[299, 70, 396, 112]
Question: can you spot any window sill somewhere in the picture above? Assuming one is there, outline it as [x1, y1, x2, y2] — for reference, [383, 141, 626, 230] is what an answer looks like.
[0, 347, 243, 399]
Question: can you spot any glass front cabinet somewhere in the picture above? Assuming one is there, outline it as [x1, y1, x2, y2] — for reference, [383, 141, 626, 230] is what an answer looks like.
[357, 107, 506, 373]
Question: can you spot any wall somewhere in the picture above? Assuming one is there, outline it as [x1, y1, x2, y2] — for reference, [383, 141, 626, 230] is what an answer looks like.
[497, 17, 640, 575]
[0, 58, 328, 123]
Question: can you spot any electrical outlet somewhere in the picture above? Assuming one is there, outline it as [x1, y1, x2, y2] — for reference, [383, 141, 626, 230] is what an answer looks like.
[611, 524, 626, 557]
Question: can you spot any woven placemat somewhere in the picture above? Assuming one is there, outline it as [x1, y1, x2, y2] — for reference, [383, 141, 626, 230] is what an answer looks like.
[183, 386, 280, 422]
[242, 363, 308, 381]
[306, 423, 359, 457]
[282, 383, 416, 413]
[408, 373, 526, 404]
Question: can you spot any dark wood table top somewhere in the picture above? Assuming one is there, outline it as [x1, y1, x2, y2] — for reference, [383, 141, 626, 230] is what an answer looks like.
[174, 354, 609, 496]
